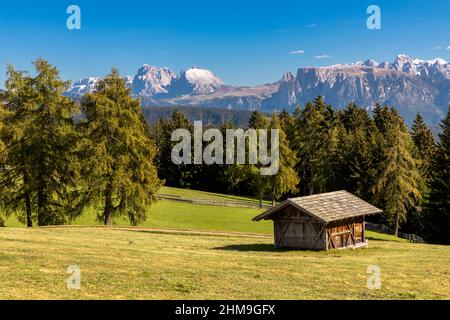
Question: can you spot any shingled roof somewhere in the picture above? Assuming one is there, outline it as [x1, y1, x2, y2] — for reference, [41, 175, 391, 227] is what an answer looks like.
[253, 190, 382, 223]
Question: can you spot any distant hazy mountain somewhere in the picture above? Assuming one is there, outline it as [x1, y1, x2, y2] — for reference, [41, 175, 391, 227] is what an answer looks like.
[66, 54, 450, 125]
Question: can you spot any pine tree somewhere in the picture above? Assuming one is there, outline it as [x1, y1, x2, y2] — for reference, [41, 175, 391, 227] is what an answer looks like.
[278, 109, 295, 141]
[424, 106, 450, 244]
[0, 60, 82, 226]
[291, 97, 335, 195]
[401, 114, 436, 234]
[267, 113, 299, 206]
[335, 104, 378, 201]
[80, 69, 162, 226]
[411, 113, 436, 183]
[247, 112, 271, 207]
[151, 110, 196, 188]
[372, 108, 422, 236]
[373, 103, 391, 133]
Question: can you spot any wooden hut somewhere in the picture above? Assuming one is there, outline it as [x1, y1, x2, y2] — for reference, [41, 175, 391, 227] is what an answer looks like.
[253, 191, 382, 250]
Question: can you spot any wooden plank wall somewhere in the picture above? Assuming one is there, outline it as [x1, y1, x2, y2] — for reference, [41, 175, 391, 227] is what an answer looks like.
[326, 217, 364, 250]
[273, 206, 326, 250]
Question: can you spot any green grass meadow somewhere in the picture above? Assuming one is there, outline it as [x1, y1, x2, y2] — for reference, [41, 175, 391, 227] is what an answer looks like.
[1, 187, 449, 300]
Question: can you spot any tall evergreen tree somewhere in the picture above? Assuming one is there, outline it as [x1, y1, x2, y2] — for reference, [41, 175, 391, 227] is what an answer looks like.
[411, 113, 436, 184]
[278, 108, 295, 142]
[291, 96, 335, 195]
[402, 113, 436, 234]
[372, 108, 422, 236]
[0, 60, 82, 226]
[152, 110, 195, 188]
[246, 112, 271, 207]
[0, 103, 6, 226]
[423, 106, 450, 244]
[267, 113, 299, 206]
[335, 104, 378, 201]
[80, 69, 162, 226]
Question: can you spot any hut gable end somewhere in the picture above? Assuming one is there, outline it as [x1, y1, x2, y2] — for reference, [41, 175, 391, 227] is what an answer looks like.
[267, 204, 321, 223]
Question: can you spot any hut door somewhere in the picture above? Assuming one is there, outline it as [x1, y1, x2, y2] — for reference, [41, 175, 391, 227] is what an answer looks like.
[354, 222, 363, 243]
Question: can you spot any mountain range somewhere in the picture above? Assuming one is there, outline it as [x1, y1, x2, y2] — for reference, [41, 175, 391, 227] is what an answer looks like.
[66, 54, 450, 125]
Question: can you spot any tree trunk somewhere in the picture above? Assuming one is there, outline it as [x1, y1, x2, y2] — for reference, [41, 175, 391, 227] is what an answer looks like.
[37, 182, 45, 226]
[259, 194, 262, 209]
[394, 210, 400, 237]
[25, 191, 32, 228]
[272, 185, 276, 207]
[21, 142, 33, 227]
[104, 186, 112, 226]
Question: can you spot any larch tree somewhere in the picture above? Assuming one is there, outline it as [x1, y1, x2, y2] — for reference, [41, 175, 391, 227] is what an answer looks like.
[80, 69, 162, 226]
[403, 113, 436, 234]
[247, 111, 271, 207]
[0, 60, 82, 226]
[372, 107, 422, 236]
[267, 113, 299, 206]
[0, 102, 7, 226]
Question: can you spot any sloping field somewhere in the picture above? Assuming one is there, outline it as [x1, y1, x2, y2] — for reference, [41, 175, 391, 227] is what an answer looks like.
[0, 227, 449, 300]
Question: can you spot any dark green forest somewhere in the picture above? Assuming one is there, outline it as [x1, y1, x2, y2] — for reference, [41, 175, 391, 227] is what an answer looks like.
[0, 60, 449, 244]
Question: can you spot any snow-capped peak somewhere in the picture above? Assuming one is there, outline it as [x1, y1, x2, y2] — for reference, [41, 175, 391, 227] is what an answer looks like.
[184, 67, 223, 85]
[69, 77, 100, 95]
[424, 58, 448, 65]
[393, 54, 447, 66]
[131, 65, 176, 97]
[354, 59, 379, 67]
[179, 67, 224, 94]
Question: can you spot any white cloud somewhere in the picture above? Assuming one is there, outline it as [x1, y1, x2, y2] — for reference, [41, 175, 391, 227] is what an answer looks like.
[315, 54, 332, 59]
[290, 50, 305, 55]
[307, 24, 318, 28]
[432, 46, 442, 50]
[447, 46, 450, 50]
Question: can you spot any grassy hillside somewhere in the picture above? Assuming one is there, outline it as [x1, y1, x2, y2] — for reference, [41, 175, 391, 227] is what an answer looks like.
[0, 227, 448, 299]
[5, 186, 272, 233]
[159, 186, 272, 204]
[2, 186, 448, 300]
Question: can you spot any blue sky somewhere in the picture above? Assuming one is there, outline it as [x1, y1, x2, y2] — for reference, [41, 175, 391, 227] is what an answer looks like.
[0, 0, 449, 87]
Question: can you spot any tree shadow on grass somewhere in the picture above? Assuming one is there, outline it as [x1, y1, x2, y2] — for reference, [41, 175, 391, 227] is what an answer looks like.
[214, 244, 298, 252]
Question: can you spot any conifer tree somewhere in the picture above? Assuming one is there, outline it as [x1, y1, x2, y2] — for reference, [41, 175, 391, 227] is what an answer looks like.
[335, 104, 377, 200]
[424, 106, 450, 244]
[278, 108, 295, 142]
[373, 103, 391, 133]
[401, 114, 436, 234]
[291, 97, 335, 195]
[267, 113, 299, 206]
[247, 112, 271, 207]
[0, 60, 82, 226]
[411, 113, 436, 184]
[372, 108, 422, 236]
[152, 110, 195, 188]
[0, 104, 6, 226]
[80, 69, 162, 226]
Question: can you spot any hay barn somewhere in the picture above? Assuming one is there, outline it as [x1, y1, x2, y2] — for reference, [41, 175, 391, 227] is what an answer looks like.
[253, 191, 382, 250]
